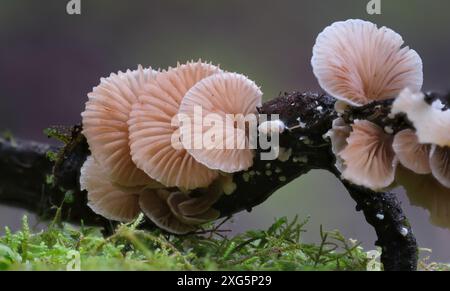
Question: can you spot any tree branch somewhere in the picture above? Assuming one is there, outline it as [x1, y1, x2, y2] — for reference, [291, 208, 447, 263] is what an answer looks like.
[0, 92, 418, 270]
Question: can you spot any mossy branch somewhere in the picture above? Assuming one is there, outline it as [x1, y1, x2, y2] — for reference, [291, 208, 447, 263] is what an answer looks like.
[0, 92, 418, 271]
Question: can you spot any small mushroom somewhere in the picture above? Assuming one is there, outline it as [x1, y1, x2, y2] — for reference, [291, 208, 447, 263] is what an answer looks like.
[326, 117, 352, 171]
[311, 19, 423, 106]
[178, 72, 262, 173]
[392, 88, 450, 147]
[139, 187, 221, 235]
[339, 120, 397, 190]
[80, 156, 143, 222]
[392, 129, 431, 174]
[82, 65, 159, 187]
[430, 146, 450, 188]
[81, 156, 221, 234]
[128, 61, 221, 189]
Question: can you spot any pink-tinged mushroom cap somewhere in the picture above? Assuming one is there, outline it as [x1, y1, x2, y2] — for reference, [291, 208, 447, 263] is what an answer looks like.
[177, 175, 225, 216]
[139, 189, 220, 235]
[129, 61, 220, 189]
[339, 120, 398, 190]
[167, 192, 220, 225]
[80, 156, 142, 222]
[312, 19, 423, 106]
[326, 117, 352, 172]
[430, 146, 450, 188]
[392, 129, 431, 174]
[392, 88, 450, 147]
[139, 190, 195, 234]
[82, 65, 159, 187]
[178, 72, 262, 173]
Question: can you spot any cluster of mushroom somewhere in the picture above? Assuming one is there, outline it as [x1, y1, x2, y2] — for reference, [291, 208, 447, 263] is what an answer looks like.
[313, 19, 450, 191]
[80, 61, 262, 234]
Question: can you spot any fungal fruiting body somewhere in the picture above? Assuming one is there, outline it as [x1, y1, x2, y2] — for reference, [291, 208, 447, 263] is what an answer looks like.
[315, 19, 449, 193]
[339, 120, 397, 190]
[392, 89, 450, 147]
[392, 129, 431, 175]
[178, 72, 262, 173]
[390, 89, 450, 189]
[312, 19, 423, 106]
[81, 60, 262, 234]
[128, 61, 221, 190]
[82, 66, 159, 187]
[326, 118, 351, 172]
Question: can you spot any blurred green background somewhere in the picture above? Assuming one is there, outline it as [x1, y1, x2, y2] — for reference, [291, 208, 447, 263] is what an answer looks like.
[1, 0, 450, 262]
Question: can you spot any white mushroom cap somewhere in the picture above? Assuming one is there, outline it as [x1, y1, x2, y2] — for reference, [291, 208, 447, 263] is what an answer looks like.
[128, 61, 220, 189]
[430, 146, 450, 188]
[80, 156, 142, 222]
[178, 72, 262, 173]
[392, 88, 450, 147]
[82, 65, 158, 187]
[312, 19, 423, 106]
[392, 129, 431, 174]
[326, 117, 352, 172]
[339, 120, 397, 190]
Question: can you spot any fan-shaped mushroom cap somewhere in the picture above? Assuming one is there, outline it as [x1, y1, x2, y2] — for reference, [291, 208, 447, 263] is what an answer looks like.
[139, 188, 220, 235]
[80, 156, 142, 222]
[339, 120, 397, 190]
[326, 118, 352, 171]
[167, 192, 220, 225]
[139, 190, 195, 234]
[430, 146, 450, 188]
[129, 61, 221, 189]
[392, 129, 431, 174]
[177, 175, 225, 216]
[82, 66, 159, 187]
[392, 89, 450, 147]
[178, 72, 262, 173]
[312, 19, 423, 106]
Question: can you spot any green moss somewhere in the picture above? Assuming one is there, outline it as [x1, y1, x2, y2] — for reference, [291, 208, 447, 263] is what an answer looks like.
[0, 215, 447, 271]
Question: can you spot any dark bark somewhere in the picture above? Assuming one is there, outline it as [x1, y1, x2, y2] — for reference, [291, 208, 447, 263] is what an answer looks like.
[0, 92, 418, 271]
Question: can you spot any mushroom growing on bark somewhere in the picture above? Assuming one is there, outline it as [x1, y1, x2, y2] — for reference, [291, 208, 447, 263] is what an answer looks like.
[392, 88, 450, 147]
[392, 129, 431, 175]
[82, 66, 160, 187]
[80, 156, 144, 222]
[178, 72, 262, 173]
[81, 155, 224, 234]
[128, 61, 221, 190]
[312, 19, 423, 106]
[339, 120, 397, 190]
[430, 146, 450, 188]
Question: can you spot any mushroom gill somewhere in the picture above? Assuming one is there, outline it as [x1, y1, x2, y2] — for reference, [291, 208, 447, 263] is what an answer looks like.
[311, 19, 423, 106]
[392, 129, 431, 175]
[339, 120, 397, 190]
[82, 66, 159, 187]
[178, 72, 262, 173]
[128, 61, 221, 190]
